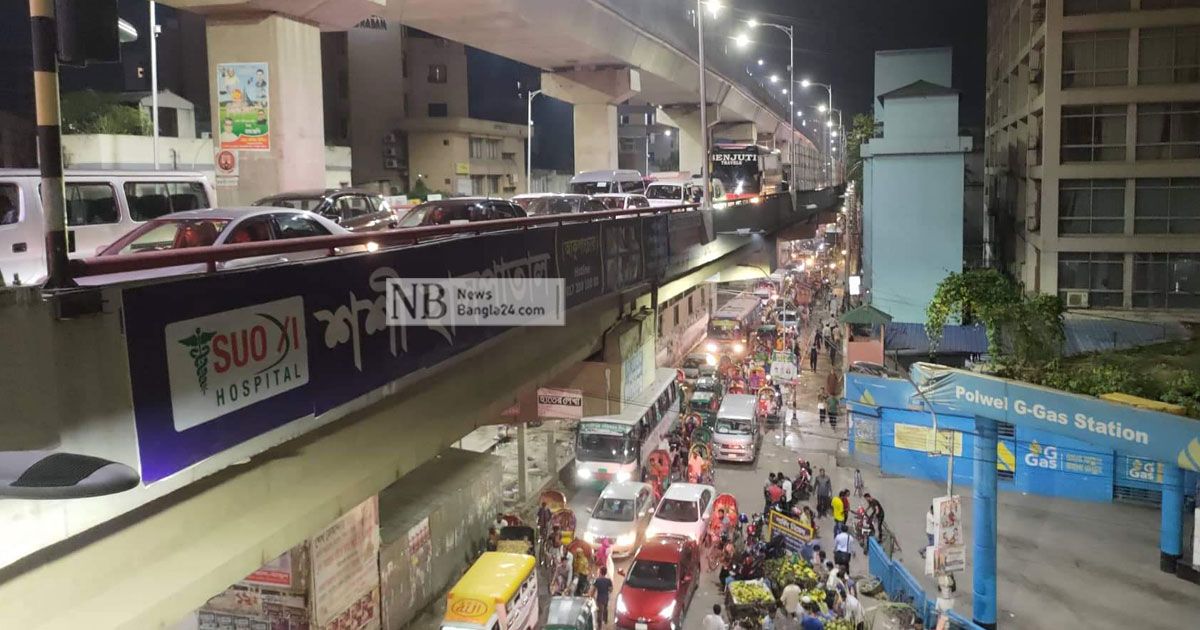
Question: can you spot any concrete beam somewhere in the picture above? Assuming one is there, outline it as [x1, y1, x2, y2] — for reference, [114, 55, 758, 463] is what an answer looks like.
[542, 69, 641, 173]
[159, 0, 385, 30]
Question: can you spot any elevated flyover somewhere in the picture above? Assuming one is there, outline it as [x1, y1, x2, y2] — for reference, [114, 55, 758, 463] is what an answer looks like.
[0, 190, 839, 628]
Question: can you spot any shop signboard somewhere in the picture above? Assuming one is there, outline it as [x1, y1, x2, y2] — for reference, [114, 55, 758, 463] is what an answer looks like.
[932, 495, 965, 573]
[216, 62, 270, 151]
[311, 496, 380, 630]
[766, 510, 814, 552]
[243, 550, 293, 589]
[537, 387, 583, 420]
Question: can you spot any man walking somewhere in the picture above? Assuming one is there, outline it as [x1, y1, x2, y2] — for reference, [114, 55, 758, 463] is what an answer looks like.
[809, 342, 818, 372]
[815, 468, 833, 518]
[592, 566, 614, 626]
[703, 604, 729, 630]
[834, 528, 853, 572]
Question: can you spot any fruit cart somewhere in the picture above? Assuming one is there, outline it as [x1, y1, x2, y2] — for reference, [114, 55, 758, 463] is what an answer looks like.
[726, 579, 774, 627]
[762, 556, 819, 596]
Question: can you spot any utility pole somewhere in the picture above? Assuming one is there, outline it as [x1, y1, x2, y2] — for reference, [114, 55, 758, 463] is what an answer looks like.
[696, 0, 710, 207]
[150, 1, 160, 170]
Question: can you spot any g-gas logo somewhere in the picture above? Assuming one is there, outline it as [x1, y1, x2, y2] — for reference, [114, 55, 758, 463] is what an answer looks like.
[1024, 441, 1059, 470]
[166, 297, 310, 432]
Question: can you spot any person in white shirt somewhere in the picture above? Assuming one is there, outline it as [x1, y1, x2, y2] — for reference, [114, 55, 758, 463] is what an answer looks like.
[825, 563, 844, 592]
[843, 586, 866, 630]
[834, 529, 853, 570]
[921, 504, 936, 558]
[703, 604, 729, 630]
[781, 475, 794, 508]
[779, 582, 803, 616]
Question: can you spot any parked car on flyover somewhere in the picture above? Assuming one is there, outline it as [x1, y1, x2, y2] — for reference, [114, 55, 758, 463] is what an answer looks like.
[254, 188, 397, 232]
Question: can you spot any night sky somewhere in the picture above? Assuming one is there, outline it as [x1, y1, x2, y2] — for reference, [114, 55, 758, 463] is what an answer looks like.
[739, 0, 987, 128]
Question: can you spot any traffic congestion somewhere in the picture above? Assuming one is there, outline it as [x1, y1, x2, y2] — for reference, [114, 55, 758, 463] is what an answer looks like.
[439, 260, 873, 630]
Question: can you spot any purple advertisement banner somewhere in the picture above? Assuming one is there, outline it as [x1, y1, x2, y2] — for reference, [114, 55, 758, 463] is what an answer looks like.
[123, 215, 707, 483]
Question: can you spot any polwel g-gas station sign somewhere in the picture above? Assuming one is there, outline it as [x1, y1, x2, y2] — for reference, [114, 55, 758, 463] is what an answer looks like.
[911, 363, 1200, 471]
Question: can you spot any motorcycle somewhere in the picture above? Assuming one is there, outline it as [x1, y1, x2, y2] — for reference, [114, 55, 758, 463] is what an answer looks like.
[853, 507, 875, 548]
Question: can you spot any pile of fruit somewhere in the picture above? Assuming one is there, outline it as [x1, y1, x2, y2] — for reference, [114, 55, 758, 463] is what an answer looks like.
[824, 619, 856, 630]
[728, 579, 774, 606]
[764, 556, 819, 589]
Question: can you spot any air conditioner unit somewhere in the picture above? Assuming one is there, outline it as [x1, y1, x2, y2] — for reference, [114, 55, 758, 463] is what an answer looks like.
[383, 147, 398, 157]
[1064, 290, 1089, 309]
[384, 158, 399, 169]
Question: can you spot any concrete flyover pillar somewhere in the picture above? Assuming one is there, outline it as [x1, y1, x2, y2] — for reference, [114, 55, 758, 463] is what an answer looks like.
[207, 15, 326, 205]
[517, 421, 528, 502]
[972, 416, 998, 630]
[1159, 462, 1184, 572]
[542, 68, 640, 173]
[657, 105, 711, 176]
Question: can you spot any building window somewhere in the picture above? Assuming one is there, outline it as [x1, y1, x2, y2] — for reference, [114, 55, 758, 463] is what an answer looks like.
[1059, 179, 1125, 234]
[1133, 253, 1200, 308]
[1063, 0, 1130, 15]
[1058, 252, 1125, 307]
[673, 304, 680, 326]
[469, 137, 502, 159]
[428, 64, 447, 83]
[1139, 27, 1200, 85]
[428, 102, 448, 117]
[1136, 102, 1200, 160]
[1134, 178, 1200, 233]
[1061, 105, 1127, 162]
[1062, 30, 1128, 88]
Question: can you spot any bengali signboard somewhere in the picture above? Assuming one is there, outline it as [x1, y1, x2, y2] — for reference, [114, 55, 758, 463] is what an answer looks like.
[312, 496, 380, 630]
[766, 510, 814, 553]
[242, 551, 294, 589]
[537, 387, 583, 420]
[217, 62, 270, 151]
[122, 215, 709, 483]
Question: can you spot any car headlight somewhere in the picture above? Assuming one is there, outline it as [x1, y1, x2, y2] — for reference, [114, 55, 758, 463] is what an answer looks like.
[733, 342, 745, 354]
[616, 470, 632, 482]
[577, 468, 592, 480]
[751, 196, 762, 204]
[658, 601, 676, 619]
[616, 596, 629, 616]
[705, 341, 717, 352]
[616, 532, 636, 547]
[705, 354, 717, 366]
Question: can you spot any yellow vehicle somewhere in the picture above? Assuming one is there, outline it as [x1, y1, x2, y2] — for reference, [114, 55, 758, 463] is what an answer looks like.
[441, 552, 539, 630]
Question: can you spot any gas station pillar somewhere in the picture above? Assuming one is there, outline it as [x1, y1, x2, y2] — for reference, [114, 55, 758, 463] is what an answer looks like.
[207, 15, 326, 205]
[972, 416, 998, 630]
[542, 68, 640, 173]
[1160, 462, 1184, 572]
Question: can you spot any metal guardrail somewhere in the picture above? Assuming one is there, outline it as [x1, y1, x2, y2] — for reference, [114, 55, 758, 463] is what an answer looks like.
[68, 202, 703, 278]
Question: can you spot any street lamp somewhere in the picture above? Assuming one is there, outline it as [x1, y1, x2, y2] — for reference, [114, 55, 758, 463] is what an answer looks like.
[818, 103, 828, 113]
[745, 17, 797, 193]
[757, 58, 764, 66]
[799, 78, 835, 186]
[733, 32, 751, 48]
[526, 89, 543, 193]
[705, 0, 723, 18]
[769, 74, 779, 83]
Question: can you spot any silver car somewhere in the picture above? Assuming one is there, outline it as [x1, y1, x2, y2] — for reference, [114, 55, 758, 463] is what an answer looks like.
[581, 481, 655, 556]
[712, 394, 761, 463]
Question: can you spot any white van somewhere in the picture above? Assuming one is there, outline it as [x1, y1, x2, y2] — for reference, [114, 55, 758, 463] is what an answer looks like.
[645, 180, 704, 208]
[567, 169, 644, 196]
[0, 169, 215, 285]
[712, 394, 761, 462]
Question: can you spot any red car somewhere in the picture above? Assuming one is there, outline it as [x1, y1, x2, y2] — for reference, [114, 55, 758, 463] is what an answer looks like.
[614, 536, 700, 630]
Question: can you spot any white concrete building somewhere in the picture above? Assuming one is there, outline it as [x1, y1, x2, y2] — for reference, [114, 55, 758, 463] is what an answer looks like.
[986, 0, 1200, 310]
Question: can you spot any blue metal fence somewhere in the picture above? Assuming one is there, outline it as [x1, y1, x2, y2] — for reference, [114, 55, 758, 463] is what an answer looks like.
[866, 538, 985, 630]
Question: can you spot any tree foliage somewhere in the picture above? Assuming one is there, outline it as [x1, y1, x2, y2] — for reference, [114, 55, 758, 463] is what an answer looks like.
[61, 90, 151, 135]
[926, 269, 1065, 364]
[845, 113, 877, 191]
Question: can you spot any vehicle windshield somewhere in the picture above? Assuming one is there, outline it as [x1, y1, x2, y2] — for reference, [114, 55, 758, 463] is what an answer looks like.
[707, 320, 741, 340]
[711, 161, 762, 196]
[624, 560, 678, 591]
[526, 197, 582, 216]
[715, 419, 752, 435]
[655, 498, 698, 522]
[568, 181, 612, 195]
[398, 204, 441, 227]
[646, 185, 681, 201]
[105, 218, 232, 255]
[256, 196, 322, 211]
[592, 498, 636, 521]
[577, 433, 632, 463]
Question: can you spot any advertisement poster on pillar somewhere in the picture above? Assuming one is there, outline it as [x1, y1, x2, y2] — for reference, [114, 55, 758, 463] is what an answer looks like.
[933, 495, 965, 573]
[312, 496, 381, 630]
[217, 62, 271, 151]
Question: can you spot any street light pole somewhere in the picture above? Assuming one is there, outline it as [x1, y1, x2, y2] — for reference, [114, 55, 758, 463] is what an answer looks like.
[697, 0, 710, 207]
[744, 19, 796, 194]
[150, 1, 159, 170]
[526, 89, 542, 193]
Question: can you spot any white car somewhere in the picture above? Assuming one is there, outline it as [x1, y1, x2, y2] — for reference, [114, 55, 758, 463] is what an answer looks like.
[779, 310, 799, 329]
[592, 193, 651, 211]
[644, 180, 703, 208]
[582, 481, 656, 557]
[79, 207, 358, 285]
[645, 483, 716, 543]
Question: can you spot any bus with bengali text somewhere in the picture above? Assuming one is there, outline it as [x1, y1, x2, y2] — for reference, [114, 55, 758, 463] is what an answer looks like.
[575, 369, 680, 487]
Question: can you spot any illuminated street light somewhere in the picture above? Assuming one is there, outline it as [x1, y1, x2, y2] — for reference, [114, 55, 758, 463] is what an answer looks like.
[665, 129, 673, 137]
[818, 103, 828, 113]
[770, 74, 779, 83]
[826, 119, 834, 128]
[801, 78, 812, 88]
[781, 88, 788, 94]
[746, 17, 759, 28]
[734, 32, 751, 48]
[757, 58, 764, 66]
[705, 0, 723, 18]
[830, 130, 838, 138]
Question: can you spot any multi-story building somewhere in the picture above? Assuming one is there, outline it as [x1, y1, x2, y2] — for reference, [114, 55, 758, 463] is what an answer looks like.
[322, 23, 527, 196]
[986, 0, 1200, 310]
[861, 48, 974, 323]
